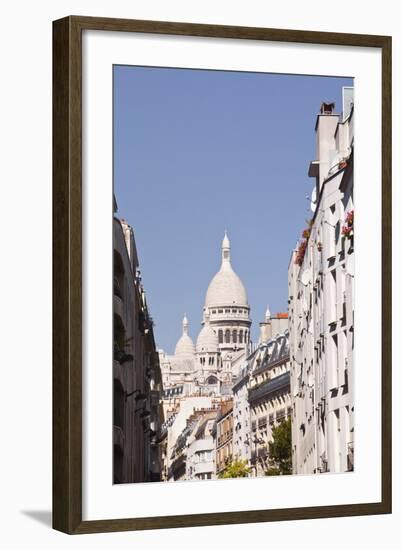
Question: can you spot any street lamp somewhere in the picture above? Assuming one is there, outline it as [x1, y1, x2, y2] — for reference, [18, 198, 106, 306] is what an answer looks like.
[135, 405, 151, 418]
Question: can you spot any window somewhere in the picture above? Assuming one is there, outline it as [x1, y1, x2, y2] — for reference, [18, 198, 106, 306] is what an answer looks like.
[218, 329, 223, 343]
[258, 416, 267, 429]
[225, 330, 231, 343]
[233, 330, 237, 343]
[239, 330, 243, 344]
[197, 450, 212, 462]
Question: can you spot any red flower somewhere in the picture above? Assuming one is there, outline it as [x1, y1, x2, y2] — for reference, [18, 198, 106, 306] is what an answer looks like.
[345, 210, 354, 226]
[295, 240, 308, 265]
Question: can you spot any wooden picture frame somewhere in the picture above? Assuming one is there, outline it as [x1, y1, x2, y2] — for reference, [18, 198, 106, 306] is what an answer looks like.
[53, 15, 392, 534]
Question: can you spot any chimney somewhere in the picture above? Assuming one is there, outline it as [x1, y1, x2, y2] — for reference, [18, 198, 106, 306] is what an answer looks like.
[311, 101, 340, 190]
[259, 322, 271, 343]
[259, 306, 272, 343]
[320, 102, 335, 115]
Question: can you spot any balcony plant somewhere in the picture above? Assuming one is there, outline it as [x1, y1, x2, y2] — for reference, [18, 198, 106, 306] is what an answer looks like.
[341, 209, 354, 239]
[295, 239, 307, 266]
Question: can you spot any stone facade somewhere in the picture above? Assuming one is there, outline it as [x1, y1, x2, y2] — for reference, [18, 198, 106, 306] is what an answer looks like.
[160, 232, 251, 397]
[248, 330, 291, 476]
[289, 91, 355, 475]
[113, 212, 163, 483]
[215, 400, 234, 476]
[160, 233, 252, 478]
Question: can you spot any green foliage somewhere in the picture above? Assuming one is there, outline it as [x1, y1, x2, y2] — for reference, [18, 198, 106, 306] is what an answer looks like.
[265, 417, 292, 476]
[264, 467, 281, 476]
[218, 459, 250, 479]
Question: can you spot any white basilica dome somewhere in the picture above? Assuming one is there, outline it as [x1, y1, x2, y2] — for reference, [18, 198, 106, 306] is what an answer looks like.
[196, 315, 219, 353]
[205, 232, 248, 308]
[174, 315, 195, 358]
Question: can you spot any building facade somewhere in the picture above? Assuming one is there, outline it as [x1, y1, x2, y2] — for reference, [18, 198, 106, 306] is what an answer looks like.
[166, 405, 219, 481]
[288, 90, 355, 475]
[113, 210, 163, 484]
[160, 233, 252, 477]
[248, 330, 291, 476]
[160, 232, 252, 396]
[186, 410, 218, 481]
[215, 400, 234, 476]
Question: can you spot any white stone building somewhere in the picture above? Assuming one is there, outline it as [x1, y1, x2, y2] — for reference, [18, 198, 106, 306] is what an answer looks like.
[289, 89, 354, 475]
[232, 358, 253, 467]
[160, 232, 251, 396]
[248, 330, 291, 476]
[186, 411, 218, 481]
[159, 233, 253, 477]
[232, 310, 291, 473]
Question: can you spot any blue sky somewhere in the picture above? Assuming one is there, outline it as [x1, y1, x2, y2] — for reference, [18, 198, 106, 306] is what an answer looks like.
[113, 66, 353, 352]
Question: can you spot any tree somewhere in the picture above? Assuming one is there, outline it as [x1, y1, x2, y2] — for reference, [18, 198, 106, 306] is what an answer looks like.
[265, 417, 292, 475]
[218, 459, 250, 479]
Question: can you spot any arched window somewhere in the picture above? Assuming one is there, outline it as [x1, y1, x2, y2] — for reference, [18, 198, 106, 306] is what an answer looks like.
[225, 329, 231, 343]
[218, 329, 223, 343]
[207, 375, 218, 385]
[239, 330, 243, 344]
[233, 330, 237, 343]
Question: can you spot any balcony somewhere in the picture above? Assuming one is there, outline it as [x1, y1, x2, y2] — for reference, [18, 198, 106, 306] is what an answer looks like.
[249, 372, 290, 403]
[190, 438, 214, 454]
[276, 409, 286, 423]
[149, 389, 161, 408]
[113, 425, 124, 453]
[217, 430, 233, 447]
[193, 462, 214, 475]
[258, 417, 267, 430]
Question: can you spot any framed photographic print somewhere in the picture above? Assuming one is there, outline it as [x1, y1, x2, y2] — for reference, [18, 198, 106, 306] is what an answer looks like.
[53, 16, 392, 534]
